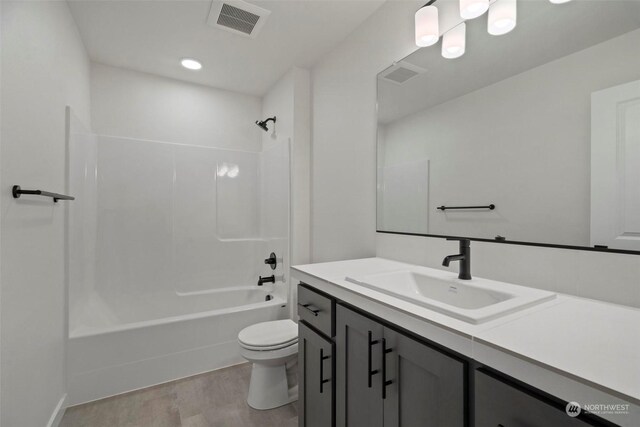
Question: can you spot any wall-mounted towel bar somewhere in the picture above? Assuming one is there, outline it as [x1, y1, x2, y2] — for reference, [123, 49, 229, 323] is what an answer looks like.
[12, 185, 75, 203]
[437, 204, 495, 211]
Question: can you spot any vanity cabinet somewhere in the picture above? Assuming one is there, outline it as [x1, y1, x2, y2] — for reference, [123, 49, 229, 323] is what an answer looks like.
[335, 304, 466, 427]
[298, 283, 618, 427]
[474, 369, 603, 427]
[298, 284, 336, 427]
[299, 321, 334, 427]
[335, 304, 384, 427]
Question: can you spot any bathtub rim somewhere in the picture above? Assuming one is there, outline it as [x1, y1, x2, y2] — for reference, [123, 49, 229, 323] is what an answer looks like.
[69, 294, 287, 340]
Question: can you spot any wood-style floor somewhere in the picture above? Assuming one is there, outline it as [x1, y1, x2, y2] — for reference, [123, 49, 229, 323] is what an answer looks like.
[60, 363, 298, 427]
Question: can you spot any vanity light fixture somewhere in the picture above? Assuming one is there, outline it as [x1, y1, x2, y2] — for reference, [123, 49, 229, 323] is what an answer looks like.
[415, 4, 439, 47]
[442, 22, 466, 59]
[417, 0, 556, 57]
[460, 0, 489, 20]
[181, 58, 202, 70]
[488, 0, 517, 36]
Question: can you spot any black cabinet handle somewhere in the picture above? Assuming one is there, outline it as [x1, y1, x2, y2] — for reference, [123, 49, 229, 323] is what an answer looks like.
[367, 331, 380, 388]
[319, 348, 331, 394]
[381, 338, 393, 399]
[298, 303, 320, 316]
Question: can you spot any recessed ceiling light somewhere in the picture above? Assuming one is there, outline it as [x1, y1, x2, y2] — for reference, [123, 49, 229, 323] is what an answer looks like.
[181, 58, 202, 70]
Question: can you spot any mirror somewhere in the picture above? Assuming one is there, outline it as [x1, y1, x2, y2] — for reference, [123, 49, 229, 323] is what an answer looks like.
[377, 0, 640, 251]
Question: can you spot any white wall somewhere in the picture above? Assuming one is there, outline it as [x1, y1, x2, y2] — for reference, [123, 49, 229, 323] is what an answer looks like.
[0, 2, 91, 426]
[311, 0, 421, 262]
[310, 1, 640, 308]
[91, 62, 262, 151]
[380, 29, 640, 246]
[0, 2, 3, 416]
[261, 67, 311, 317]
[0, 3, 3, 419]
[262, 67, 311, 266]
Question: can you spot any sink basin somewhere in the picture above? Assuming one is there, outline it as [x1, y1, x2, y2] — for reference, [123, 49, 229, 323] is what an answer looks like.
[345, 268, 556, 324]
[388, 271, 512, 309]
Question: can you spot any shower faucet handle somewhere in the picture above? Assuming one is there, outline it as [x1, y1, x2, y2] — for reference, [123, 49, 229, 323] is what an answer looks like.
[264, 252, 277, 270]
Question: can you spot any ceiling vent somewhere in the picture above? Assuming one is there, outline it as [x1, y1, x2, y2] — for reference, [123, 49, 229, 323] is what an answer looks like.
[380, 62, 427, 85]
[207, 0, 271, 38]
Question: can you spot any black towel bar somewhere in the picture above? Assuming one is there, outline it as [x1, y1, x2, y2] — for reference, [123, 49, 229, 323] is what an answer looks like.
[12, 185, 75, 203]
[437, 204, 495, 211]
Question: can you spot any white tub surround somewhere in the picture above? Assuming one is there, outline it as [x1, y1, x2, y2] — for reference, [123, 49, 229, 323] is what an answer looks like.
[67, 125, 292, 405]
[292, 258, 640, 426]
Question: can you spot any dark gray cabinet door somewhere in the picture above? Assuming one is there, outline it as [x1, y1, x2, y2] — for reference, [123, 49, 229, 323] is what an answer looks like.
[474, 370, 596, 427]
[382, 328, 465, 427]
[336, 305, 385, 427]
[299, 322, 334, 427]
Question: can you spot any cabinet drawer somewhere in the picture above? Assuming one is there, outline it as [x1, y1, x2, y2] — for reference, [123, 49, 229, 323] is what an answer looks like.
[298, 284, 334, 337]
[475, 370, 602, 427]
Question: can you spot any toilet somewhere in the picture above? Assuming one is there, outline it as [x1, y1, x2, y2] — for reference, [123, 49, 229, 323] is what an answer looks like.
[238, 319, 299, 410]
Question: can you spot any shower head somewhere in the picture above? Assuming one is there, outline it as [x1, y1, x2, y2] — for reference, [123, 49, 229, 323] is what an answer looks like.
[256, 116, 276, 132]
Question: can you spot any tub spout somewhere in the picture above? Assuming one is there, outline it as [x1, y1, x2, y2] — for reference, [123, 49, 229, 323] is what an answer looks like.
[257, 275, 275, 286]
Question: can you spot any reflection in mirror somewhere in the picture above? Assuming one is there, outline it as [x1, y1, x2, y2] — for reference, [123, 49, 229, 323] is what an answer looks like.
[377, 0, 640, 251]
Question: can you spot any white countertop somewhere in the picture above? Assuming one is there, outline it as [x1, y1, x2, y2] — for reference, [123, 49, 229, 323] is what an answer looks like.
[292, 257, 640, 425]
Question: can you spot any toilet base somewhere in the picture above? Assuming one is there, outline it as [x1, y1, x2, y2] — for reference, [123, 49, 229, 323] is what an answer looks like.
[247, 362, 298, 410]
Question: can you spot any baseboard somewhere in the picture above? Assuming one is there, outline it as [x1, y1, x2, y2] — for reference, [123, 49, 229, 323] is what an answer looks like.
[46, 393, 68, 427]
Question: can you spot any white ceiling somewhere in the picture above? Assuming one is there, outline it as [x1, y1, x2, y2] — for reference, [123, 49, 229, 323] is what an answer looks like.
[68, 0, 386, 96]
[378, 0, 640, 123]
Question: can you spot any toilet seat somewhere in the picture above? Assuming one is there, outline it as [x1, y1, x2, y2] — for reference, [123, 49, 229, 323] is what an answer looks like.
[238, 319, 298, 351]
[239, 338, 298, 351]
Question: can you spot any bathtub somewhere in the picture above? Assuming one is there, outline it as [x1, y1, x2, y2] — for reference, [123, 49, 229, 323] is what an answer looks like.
[67, 286, 288, 405]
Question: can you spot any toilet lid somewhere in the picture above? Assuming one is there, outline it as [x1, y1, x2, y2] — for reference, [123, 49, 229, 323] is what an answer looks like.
[238, 319, 298, 350]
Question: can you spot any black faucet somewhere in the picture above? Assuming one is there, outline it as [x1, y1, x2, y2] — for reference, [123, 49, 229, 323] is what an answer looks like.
[257, 275, 275, 286]
[442, 238, 471, 280]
